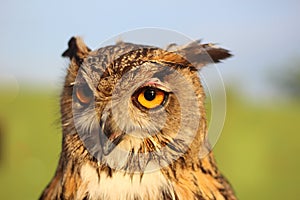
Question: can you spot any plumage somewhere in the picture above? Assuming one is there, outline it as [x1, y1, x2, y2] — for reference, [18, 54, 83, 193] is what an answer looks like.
[39, 36, 236, 200]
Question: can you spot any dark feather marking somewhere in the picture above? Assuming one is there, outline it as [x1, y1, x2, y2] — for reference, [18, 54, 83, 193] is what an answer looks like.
[82, 195, 89, 200]
[162, 187, 179, 200]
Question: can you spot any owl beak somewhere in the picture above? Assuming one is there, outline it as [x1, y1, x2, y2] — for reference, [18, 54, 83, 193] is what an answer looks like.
[99, 130, 124, 156]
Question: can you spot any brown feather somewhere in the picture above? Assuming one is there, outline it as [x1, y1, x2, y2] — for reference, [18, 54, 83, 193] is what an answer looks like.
[39, 37, 237, 200]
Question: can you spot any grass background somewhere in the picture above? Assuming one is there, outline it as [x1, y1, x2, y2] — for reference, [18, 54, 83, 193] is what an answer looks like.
[0, 86, 299, 199]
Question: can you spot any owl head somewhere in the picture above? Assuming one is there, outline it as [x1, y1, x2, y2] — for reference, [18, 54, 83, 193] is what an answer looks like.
[60, 37, 231, 173]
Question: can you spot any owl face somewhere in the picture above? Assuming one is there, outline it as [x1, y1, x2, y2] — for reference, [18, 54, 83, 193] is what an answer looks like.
[70, 45, 204, 172]
[40, 37, 235, 200]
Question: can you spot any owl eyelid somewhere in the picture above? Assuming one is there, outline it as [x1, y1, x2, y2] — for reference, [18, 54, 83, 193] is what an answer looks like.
[141, 79, 172, 93]
[75, 81, 99, 96]
[135, 84, 171, 98]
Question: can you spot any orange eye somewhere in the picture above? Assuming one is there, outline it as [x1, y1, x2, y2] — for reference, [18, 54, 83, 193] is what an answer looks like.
[136, 87, 166, 109]
[75, 84, 93, 104]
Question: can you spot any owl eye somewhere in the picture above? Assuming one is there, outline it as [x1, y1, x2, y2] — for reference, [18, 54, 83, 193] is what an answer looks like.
[133, 87, 167, 109]
[75, 84, 93, 104]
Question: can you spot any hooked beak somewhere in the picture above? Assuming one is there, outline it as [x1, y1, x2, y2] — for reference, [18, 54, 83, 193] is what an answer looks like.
[99, 121, 124, 156]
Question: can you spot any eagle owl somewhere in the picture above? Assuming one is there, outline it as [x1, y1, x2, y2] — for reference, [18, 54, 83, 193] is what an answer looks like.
[39, 36, 236, 200]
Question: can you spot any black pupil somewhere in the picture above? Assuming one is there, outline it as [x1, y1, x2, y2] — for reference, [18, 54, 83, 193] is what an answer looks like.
[144, 88, 156, 101]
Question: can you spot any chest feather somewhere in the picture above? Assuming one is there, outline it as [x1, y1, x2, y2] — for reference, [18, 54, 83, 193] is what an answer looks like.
[79, 164, 175, 200]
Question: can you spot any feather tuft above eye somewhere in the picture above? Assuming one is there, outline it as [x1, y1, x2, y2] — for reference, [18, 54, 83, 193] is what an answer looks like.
[171, 40, 232, 69]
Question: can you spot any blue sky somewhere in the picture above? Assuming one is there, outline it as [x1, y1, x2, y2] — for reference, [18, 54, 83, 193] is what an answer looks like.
[1, 0, 300, 99]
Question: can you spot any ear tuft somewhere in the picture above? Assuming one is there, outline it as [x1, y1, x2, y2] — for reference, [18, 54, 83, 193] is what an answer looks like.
[62, 37, 91, 63]
[172, 40, 232, 69]
[201, 43, 232, 63]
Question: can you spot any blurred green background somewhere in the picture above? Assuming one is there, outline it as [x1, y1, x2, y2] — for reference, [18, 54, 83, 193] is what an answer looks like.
[1, 0, 300, 199]
[1, 85, 300, 199]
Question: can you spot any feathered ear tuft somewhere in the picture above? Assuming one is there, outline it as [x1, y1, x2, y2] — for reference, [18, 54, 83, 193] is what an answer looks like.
[171, 40, 232, 69]
[62, 36, 91, 64]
